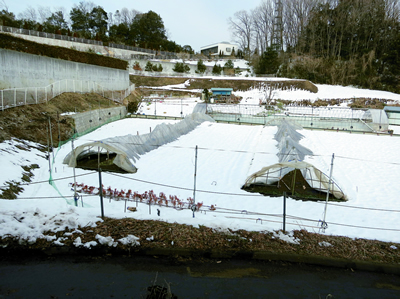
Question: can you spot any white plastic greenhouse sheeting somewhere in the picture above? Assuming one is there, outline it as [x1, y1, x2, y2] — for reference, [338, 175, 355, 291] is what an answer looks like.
[274, 119, 313, 163]
[243, 119, 347, 200]
[243, 161, 347, 200]
[63, 113, 214, 172]
[364, 109, 389, 132]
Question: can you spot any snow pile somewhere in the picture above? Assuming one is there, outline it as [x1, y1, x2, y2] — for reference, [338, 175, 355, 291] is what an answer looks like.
[119, 235, 140, 246]
[273, 231, 300, 245]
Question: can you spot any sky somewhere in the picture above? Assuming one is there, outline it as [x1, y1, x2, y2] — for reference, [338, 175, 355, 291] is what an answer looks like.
[4, 0, 262, 51]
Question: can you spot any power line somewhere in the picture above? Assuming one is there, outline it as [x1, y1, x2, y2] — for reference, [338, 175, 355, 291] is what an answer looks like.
[107, 172, 263, 197]
[72, 138, 400, 165]
[0, 171, 96, 188]
[316, 201, 400, 213]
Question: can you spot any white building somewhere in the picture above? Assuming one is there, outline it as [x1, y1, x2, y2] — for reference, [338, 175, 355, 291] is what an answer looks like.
[200, 42, 238, 56]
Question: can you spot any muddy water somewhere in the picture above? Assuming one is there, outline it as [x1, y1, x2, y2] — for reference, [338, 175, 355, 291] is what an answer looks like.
[1, 256, 399, 298]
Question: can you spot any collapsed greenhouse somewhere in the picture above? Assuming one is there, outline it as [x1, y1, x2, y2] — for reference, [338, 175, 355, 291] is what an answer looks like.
[63, 113, 214, 173]
[242, 119, 348, 201]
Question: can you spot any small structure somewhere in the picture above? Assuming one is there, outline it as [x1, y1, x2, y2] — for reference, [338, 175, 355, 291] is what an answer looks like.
[210, 88, 233, 103]
[63, 113, 214, 173]
[242, 119, 347, 201]
[200, 42, 237, 56]
[384, 106, 400, 126]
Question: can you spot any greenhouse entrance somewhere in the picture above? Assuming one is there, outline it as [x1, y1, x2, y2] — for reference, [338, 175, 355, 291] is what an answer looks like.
[75, 152, 128, 173]
[243, 168, 343, 202]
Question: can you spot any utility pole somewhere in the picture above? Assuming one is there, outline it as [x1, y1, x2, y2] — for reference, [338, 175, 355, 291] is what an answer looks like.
[46, 125, 52, 181]
[71, 135, 78, 207]
[48, 117, 54, 162]
[321, 153, 335, 233]
[192, 145, 198, 218]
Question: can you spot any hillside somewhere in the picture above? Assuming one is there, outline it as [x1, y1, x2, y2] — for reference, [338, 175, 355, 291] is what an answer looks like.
[0, 33, 128, 70]
[0, 93, 123, 146]
[129, 75, 319, 93]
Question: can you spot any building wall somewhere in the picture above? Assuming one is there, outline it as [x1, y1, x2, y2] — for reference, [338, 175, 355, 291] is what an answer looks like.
[200, 43, 238, 56]
[0, 49, 129, 90]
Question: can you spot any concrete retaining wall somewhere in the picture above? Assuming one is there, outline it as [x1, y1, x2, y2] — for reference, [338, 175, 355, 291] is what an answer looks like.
[129, 59, 247, 77]
[8, 32, 154, 59]
[71, 106, 127, 134]
[0, 49, 129, 90]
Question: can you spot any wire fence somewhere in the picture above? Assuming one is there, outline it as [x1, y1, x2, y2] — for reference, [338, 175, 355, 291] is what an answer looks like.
[4, 169, 400, 234]
[0, 25, 103, 45]
[0, 79, 135, 111]
[206, 103, 390, 133]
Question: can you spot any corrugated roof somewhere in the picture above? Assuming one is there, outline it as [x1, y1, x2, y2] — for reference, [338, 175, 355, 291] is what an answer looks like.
[384, 106, 400, 113]
[210, 88, 233, 92]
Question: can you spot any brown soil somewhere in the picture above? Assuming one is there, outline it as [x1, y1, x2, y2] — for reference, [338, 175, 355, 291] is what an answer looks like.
[1, 217, 399, 266]
[0, 93, 123, 146]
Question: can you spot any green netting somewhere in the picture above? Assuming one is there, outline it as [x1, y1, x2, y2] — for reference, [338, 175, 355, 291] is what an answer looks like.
[48, 114, 122, 206]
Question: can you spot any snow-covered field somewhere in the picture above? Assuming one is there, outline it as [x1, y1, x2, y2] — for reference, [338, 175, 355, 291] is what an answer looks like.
[1, 81, 400, 248]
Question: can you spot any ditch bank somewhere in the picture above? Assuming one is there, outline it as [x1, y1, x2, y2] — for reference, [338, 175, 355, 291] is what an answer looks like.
[1, 242, 399, 276]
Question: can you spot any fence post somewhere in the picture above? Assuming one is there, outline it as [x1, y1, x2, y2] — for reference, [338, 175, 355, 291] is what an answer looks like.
[98, 168, 105, 218]
[283, 192, 287, 232]
[35, 88, 38, 104]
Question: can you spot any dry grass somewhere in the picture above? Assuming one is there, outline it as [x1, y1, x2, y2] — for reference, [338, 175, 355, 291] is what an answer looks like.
[129, 75, 318, 93]
[2, 217, 399, 265]
[0, 93, 122, 145]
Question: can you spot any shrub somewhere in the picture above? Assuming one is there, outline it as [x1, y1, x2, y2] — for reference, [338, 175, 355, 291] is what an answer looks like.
[127, 100, 140, 113]
[173, 62, 190, 73]
[133, 61, 142, 71]
[196, 59, 207, 73]
[212, 64, 222, 75]
[224, 59, 234, 69]
[145, 61, 154, 71]
[153, 64, 163, 72]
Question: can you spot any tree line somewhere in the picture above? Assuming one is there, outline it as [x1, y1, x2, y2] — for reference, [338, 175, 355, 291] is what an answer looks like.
[0, 0, 193, 53]
[229, 0, 400, 93]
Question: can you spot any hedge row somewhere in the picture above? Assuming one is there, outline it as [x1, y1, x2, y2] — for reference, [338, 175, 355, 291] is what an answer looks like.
[0, 33, 128, 71]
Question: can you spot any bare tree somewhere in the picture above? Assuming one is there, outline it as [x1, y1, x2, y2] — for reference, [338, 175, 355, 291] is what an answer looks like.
[228, 10, 253, 59]
[252, 0, 275, 55]
[18, 6, 37, 21]
[0, 0, 8, 11]
[283, 0, 318, 52]
[37, 6, 52, 24]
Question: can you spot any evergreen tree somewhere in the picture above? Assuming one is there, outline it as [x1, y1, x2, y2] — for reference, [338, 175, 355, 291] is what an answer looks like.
[255, 47, 279, 75]
[173, 62, 190, 73]
[224, 59, 234, 69]
[145, 61, 154, 71]
[196, 59, 207, 73]
[130, 10, 167, 49]
[212, 64, 222, 75]
[89, 6, 108, 39]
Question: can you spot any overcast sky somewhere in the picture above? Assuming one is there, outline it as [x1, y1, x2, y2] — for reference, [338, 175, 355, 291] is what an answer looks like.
[4, 0, 262, 51]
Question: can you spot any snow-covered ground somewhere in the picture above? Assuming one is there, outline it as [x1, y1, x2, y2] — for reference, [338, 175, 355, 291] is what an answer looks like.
[1, 82, 400, 248]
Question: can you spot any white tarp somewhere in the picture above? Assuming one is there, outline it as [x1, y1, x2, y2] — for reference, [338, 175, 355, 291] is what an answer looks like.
[63, 113, 214, 173]
[243, 161, 347, 200]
